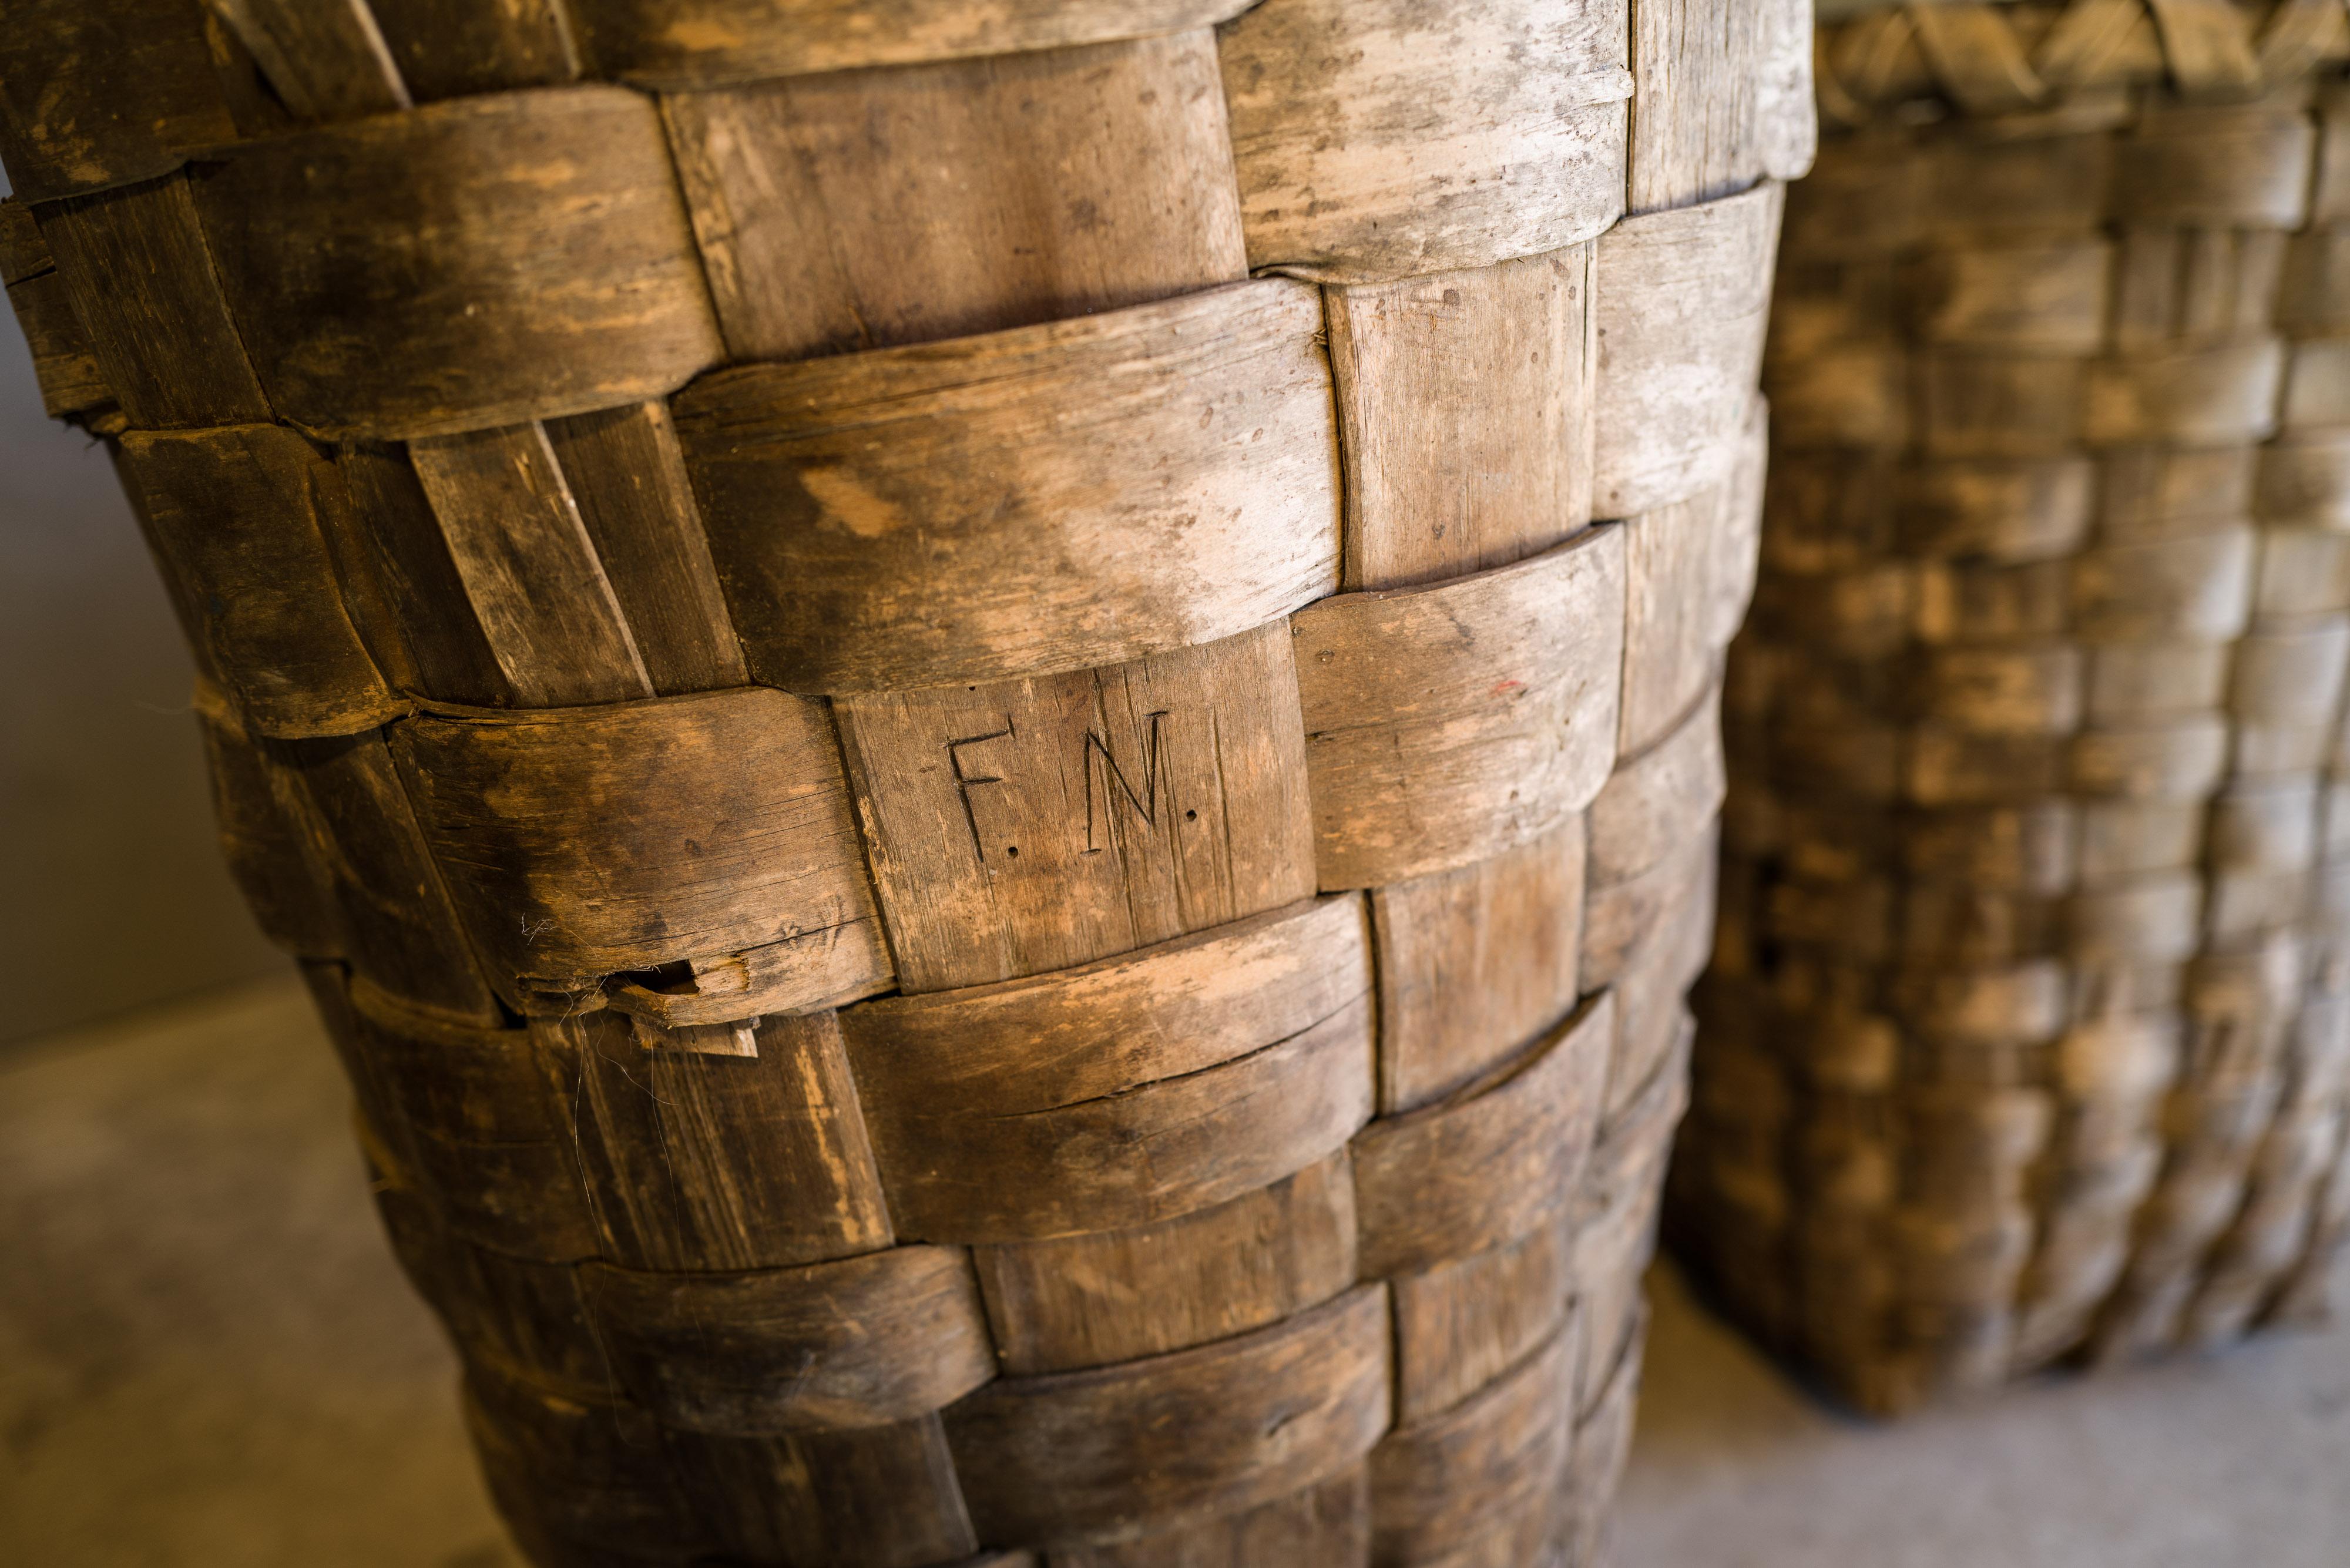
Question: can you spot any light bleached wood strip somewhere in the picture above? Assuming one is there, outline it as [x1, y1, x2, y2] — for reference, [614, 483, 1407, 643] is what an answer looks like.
[1593, 180, 1783, 518]
[834, 624, 1317, 992]
[660, 31, 1246, 363]
[678, 281, 1338, 693]
[408, 422, 653, 709]
[1630, 0, 1815, 213]
[1324, 244, 1597, 593]
[1220, 0, 1631, 283]
[944, 1285, 1390, 1547]
[1294, 528, 1626, 891]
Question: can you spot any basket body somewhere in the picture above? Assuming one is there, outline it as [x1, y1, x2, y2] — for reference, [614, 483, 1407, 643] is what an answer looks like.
[2, 0, 1808, 1558]
[1677, 0, 2350, 1415]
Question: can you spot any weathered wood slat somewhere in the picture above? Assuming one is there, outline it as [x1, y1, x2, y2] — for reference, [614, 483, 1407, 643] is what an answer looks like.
[1294, 529, 1626, 889]
[573, 0, 1257, 86]
[392, 688, 883, 1000]
[842, 898, 1374, 1243]
[1220, 0, 1631, 283]
[677, 281, 1339, 693]
[0, 0, 238, 202]
[366, 0, 582, 99]
[661, 31, 1246, 363]
[204, 0, 410, 122]
[582, 1245, 997, 1433]
[944, 1285, 1390, 1546]
[835, 624, 1316, 993]
[193, 86, 722, 438]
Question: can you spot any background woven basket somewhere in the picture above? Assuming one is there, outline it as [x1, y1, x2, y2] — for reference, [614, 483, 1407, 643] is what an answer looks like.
[1676, 0, 2350, 1416]
[1, 1, 1811, 1559]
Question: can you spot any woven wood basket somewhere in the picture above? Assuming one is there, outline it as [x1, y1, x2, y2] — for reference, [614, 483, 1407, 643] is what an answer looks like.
[2, 2, 1810, 1560]
[1675, 0, 2350, 1416]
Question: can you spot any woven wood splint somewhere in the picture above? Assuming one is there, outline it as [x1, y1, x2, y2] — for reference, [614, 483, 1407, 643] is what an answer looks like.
[1, 1, 1810, 1559]
[1675, 0, 2350, 1416]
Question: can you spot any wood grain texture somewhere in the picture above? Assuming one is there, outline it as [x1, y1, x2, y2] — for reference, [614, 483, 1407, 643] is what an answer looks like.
[573, 0, 1257, 86]
[1352, 993, 1613, 1279]
[337, 442, 515, 709]
[408, 423, 656, 709]
[1049, 1472, 1367, 1568]
[561, 1008, 896, 1272]
[1293, 528, 1627, 889]
[197, 701, 342, 958]
[5, 270, 113, 424]
[1392, 1225, 1577, 1426]
[36, 174, 271, 430]
[581, 1245, 997, 1434]
[1368, 1324, 1576, 1568]
[1324, 244, 1598, 593]
[678, 281, 1339, 693]
[1220, 0, 1632, 282]
[835, 624, 1316, 993]
[193, 86, 721, 438]
[205, 0, 409, 122]
[1629, 0, 1815, 213]
[540, 402, 749, 696]
[1594, 180, 1784, 517]
[391, 687, 883, 999]
[944, 1285, 1390, 1547]
[972, 1150, 1357, 1376]
[366, 0, 581, 99]
[1371, 814, 1587, 1114]
[842, 897, 1374, 1243]
[0, 0, 238, 202]
[661, 31, 1246, 362]
[1590, 685, 1727, 890]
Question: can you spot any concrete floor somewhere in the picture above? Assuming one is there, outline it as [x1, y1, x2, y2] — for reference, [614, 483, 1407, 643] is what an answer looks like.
[5, 979, 2348, 1567]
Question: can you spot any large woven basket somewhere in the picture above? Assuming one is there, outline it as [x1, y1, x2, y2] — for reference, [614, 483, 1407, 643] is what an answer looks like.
[2, 1, 1810, 1559]
[1676, 0, 2350, 1416]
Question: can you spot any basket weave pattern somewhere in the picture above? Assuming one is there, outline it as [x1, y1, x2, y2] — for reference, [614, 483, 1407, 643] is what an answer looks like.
[1676, 0, 2350, 1415]
[2, 1, 1810, 1559]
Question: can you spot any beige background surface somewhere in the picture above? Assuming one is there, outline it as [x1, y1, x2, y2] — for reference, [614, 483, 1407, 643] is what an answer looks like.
[0, 187, 281, 1045]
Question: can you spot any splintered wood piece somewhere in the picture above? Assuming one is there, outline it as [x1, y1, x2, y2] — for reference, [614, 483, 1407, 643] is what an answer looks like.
[392, 687, 882, 998]
[972, 1150, 1358, 1376]
[677, 282, 1338, 693]
[1324, 244, 1598, 593]
[121, 427, 402, 738]
[562, 1009, 894, 1272]
[1219, 0, 1631, 283]
[192, 86, 721, 438]
[660, 31, 1246, 362]
[36, 174, 270, 430]
[1367, 1324, 1576, 1568]
[573, 0, 1256, 85]
[1352, 994, 1613, 1279]
[835, 624, 1315, 993]
[841, 897, 1374, 1244]
[943, 1285, 1390, 1547]
[1292, 528, 1627, 890]
[1594, 180, 1784, 517]
[540, 402, 748, 696]
[407, 422, 655, 707]
[1370, 814, 1587, 1115]
[580, 1245, 996, 1434]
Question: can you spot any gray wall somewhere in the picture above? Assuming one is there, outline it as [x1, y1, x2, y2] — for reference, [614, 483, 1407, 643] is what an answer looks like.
[1, 271, 281, 1044]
